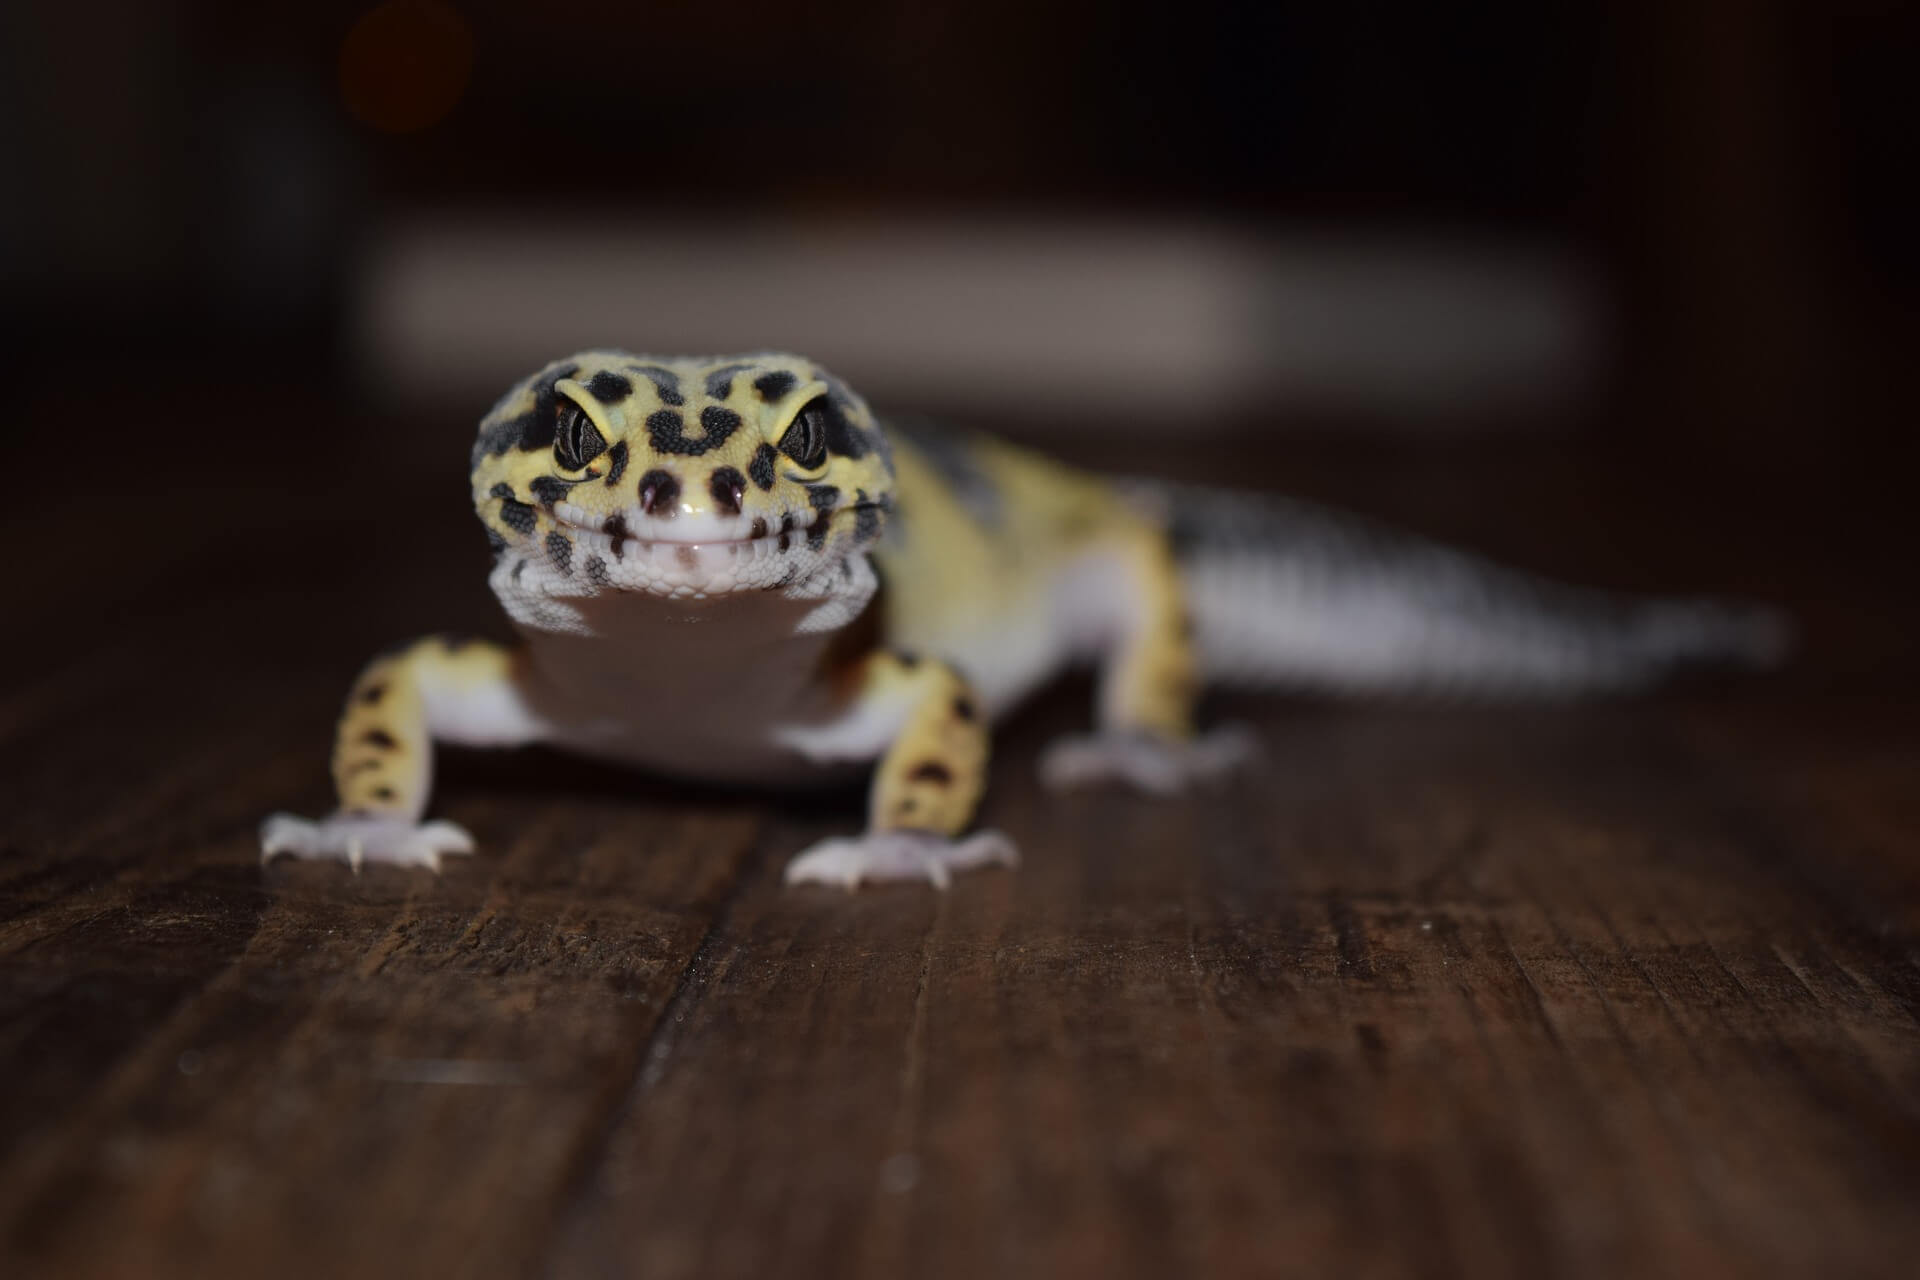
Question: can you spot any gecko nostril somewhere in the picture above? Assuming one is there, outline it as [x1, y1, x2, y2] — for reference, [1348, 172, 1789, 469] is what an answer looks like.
[709, 467, 747, 515]
[637, 469, 679, 517]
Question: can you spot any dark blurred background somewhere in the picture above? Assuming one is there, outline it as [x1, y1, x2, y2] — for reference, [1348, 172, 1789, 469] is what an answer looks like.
[2, 0, 1914, 670]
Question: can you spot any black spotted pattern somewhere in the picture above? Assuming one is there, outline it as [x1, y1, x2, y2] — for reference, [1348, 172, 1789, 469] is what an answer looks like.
[362, 729, 398, 749]
[471, 361, 579, 466]
[628, 365, 684, 406]
[805, 485, 840, 513]
[645, 407, 741, 457]
[491, 483, 538, 536]
[747, 443, 778, 491]
[528, 476, 572, 508]
[546, 531, 573, 575]
[586, 370, 633, 404]
[603, 513, 630, 557]
[909, 761, 954, 785]
[604, 440, 629, 487]
[823, 398, 871, 459]
[854, 495, 882, 544]
[753, 370, 797, 402]
[710, 466, 746, 515]
[585, 554, 612, 588]
[704, 363, 751, 399]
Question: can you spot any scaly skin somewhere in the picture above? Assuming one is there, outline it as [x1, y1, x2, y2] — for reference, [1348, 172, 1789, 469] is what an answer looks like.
[263, 349, 1787, 888]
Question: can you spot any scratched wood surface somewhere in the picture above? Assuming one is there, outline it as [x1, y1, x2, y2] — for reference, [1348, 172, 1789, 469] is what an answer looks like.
[2, 401, 1917, 1280]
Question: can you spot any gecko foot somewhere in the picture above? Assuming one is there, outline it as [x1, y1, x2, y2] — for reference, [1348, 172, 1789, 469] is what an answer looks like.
[783, 828, 1019, 891]
[260, 813, 475, 873]
[1038, 726, 1260, 795]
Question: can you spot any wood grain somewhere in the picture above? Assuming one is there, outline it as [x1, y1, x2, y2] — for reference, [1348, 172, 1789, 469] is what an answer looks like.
[1, 434, 1915, 1280]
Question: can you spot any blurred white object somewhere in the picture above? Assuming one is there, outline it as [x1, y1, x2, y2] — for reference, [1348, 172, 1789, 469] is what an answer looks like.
[357, 216, 1594, 426]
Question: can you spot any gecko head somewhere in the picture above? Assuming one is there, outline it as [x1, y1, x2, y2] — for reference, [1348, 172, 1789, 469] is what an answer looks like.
[469, 351, 895, 611]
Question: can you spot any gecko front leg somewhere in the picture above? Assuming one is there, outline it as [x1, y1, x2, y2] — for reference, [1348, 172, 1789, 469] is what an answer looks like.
[261, 636, 545, 870]
[775, 652, 1017, 890]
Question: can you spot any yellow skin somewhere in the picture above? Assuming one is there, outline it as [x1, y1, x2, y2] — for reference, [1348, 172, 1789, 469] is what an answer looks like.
[263, 351, 1223, 887]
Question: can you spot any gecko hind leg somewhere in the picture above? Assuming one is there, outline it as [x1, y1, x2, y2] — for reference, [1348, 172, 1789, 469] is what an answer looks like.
[1038, 726, 1259, 795]
[784, 828, 1019, 891]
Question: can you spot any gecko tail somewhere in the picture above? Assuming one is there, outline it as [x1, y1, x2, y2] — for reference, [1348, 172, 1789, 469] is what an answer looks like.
[1143, 483, 1793, 698]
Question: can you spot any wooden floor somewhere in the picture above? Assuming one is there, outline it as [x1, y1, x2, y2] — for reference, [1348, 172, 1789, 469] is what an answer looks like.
[2, 405, 1917, 1279]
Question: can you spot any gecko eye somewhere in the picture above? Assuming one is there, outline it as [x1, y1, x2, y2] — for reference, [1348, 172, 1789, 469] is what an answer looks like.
[554, 403, 607, 471]
[778, 398, 831, 470]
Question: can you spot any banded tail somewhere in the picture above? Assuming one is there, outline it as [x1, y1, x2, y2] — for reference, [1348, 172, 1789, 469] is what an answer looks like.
[1147, 483, 1791, 698]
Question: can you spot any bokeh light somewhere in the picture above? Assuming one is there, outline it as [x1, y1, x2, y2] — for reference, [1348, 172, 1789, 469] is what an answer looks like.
[339, 0, 474, 134]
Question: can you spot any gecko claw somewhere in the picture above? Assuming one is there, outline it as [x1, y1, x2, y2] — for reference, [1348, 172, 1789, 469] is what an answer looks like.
[1038, 725, 1260, 794]
[783, 828, 1019, 891]
[260, 813, 475, 872]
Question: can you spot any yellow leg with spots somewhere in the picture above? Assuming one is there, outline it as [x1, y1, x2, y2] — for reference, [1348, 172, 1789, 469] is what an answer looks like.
[262, 637, 545, 870]
[1096, 527, 1199, 740]
[1043, 526, 1256, 793]
[780, 652, 1017, 890]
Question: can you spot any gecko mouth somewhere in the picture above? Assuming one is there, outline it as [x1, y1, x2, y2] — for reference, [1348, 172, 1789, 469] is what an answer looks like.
[532, 502, 884, 598]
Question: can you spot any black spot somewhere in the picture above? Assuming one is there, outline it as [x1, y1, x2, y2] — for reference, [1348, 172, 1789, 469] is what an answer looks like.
[645, 406, 741, 457]
[709, 466, 746, 514]
[585, 554, 611, 588]
[890, 418, 999, 525]
[807, 511, 831, 550]
[909, 761, 953, 785]
[779, 513, 795, 534]
[512, 559, 526, 583]
[603, 513, 630, 557]
[490, 482, 514, 498]
[498, 495, 537, 535]
[628, 365, 684, 405]
[362, 729, 397, 749]
[546, 531, 573, 575]
[371, 786, 396, 802]
[896, 651, 921, 669]
[638, 469, 679, 517]
[586, 370, 633, 404]
[805, 485, 840, 512]
[854, 502, 882, 544]
[747, 443, 778, 490]
[359, 684, 387, 705]
[528, 475, 571, 508]
[952, 695, 977, 722]
[750, 517, 769, 539]
[753, 370, 797, 401]
[821, 397, 871, 459]
[704, 363, 751, 399]
[473, 416, 523, 465]
[485, 528, 507, 553]
[604, 441, 629, 487]
[777, 532, 791, 553]
[519, 362, 581, 453]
